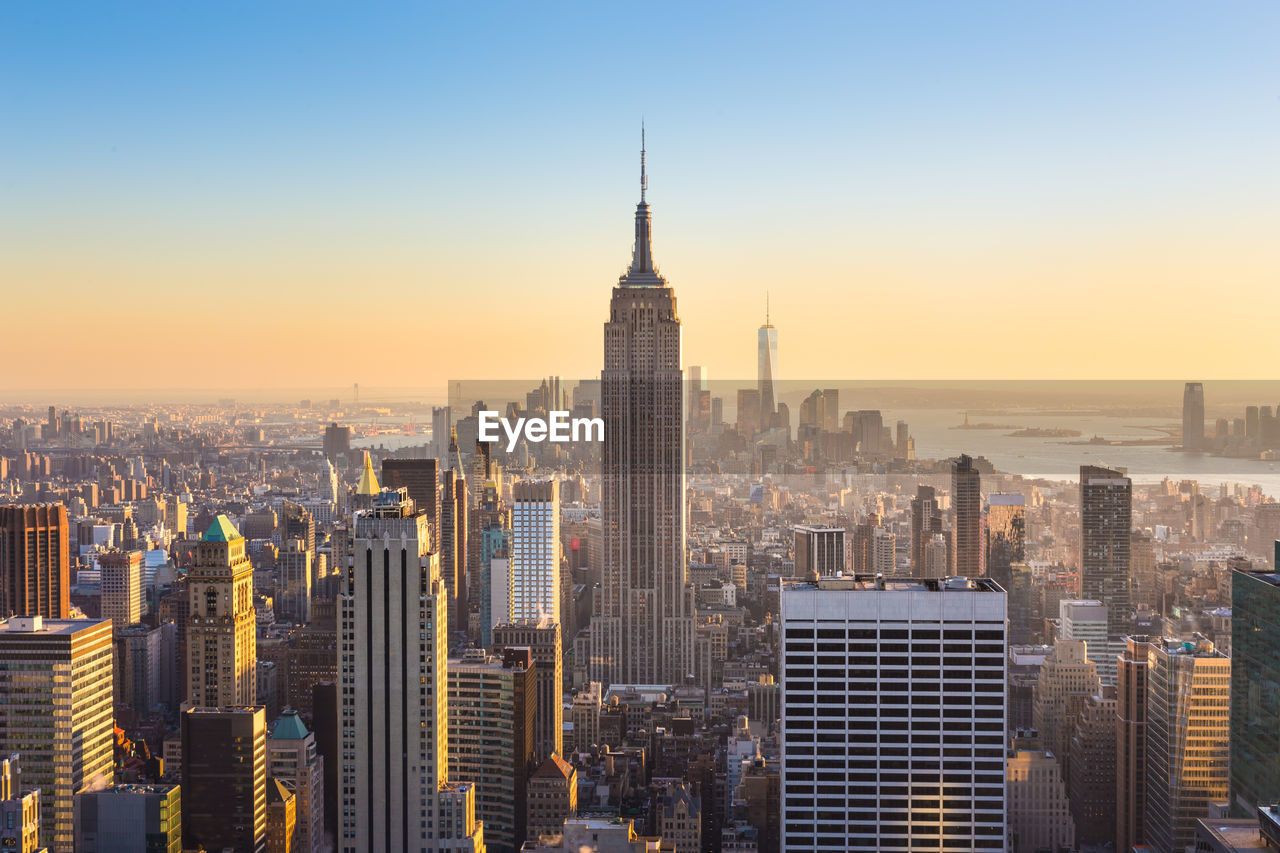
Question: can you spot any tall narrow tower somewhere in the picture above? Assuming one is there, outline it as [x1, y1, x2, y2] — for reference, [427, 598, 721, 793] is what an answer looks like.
[591, 130, 694, 686]
[757, 295, 777, 430]
[186, 515, 257, 708]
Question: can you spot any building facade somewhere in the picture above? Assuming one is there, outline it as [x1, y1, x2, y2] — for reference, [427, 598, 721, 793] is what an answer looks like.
[591, 136, 695, 686]
[0, 616, 113, 853]
[0, 504, 70, 619]
[181, 705, 268, 853]
[780, 576, 1006, 852]
[337, 490, 483, 852]
[186, 515, 257, 707]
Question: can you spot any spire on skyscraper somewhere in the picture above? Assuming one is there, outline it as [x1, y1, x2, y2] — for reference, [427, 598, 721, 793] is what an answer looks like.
[625, 124, 661, 283]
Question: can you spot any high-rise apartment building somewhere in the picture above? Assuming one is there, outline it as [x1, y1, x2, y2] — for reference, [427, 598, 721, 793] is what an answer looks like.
[0, 616, 114, 853]
[1116, 635, 1153, 853]
[511, 480, 560, 622]
[792, 526, 845, 578]
[447, 647, 536, 853]
[186, 516, 257, 707]
[182, 705, 267, 853]
[0, 503, 70, 618]
[74, 783, 182, 853]
[985, 493, 1025, 590]
[269, 710, 325, 853]
[780, 575, 1006, 852]
[1080, 465, 1132, 641]
[591, 136, 695, 686]
[337, 490, 483, 852]
[432, 407, 452, 461]
[951, 454, 982, 577]
[1144, 637, 1230, 853]
[1183, 381, 1206, 450]
[98, 549, 143, 628]
[1231, 569, 1280, 816]
[493, 618, 564, 762]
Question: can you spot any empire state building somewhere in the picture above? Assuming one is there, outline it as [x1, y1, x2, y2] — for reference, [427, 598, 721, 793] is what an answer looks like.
[590, 133, 695, 686]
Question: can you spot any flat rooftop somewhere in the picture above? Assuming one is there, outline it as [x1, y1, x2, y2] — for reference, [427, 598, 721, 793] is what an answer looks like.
[783, 575, 1004, 593]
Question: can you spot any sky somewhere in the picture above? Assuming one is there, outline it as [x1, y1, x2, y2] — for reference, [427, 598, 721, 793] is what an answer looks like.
[2, 1, 1278, 394]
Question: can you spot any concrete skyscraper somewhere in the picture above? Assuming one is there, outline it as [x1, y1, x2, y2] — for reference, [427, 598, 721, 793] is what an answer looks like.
[780, 575, 1006, 851]
[0, 503, 70, 619]
[493, 618, 564, 762]
[186, 516, 257, 708]
[757, 298, 777, 429]
[951, 454, 982, 577]
[1080, 465, 1132, 642]
[1182, 381, 1205, 450]
[591, 131, 695, 686]
[337, 489, 483, 852]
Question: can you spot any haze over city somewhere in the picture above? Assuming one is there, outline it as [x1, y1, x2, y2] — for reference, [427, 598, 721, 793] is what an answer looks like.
[4, 1, 1279, 390]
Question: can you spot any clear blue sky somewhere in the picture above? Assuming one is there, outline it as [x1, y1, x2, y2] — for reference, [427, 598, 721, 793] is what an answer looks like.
[2, 1, 1277, 387]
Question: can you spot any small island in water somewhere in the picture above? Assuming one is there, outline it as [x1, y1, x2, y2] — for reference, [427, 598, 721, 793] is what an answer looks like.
[1006, 427, 1084, 438]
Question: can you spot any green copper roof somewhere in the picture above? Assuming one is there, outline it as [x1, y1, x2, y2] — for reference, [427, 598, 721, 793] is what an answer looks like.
[271, 710, 309, 740]
[202, 515, 243, 543]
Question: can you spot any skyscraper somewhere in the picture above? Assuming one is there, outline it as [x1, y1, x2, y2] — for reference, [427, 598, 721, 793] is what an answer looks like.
[381, 457, 439, 532]
[440, 436, 469, 633]
[510, 479, 560, 622]
[1144, 637, 1230, 853]
[181, 706, 268, 853]
[792, 525, 845, 578]
[98, 549, 143, 628]
[0, 616, 114, 853]
[1229, 569, 1280, 816]
[757, 301, 777, 429]
[277, 538, 312, 624]
[493, 618, 564, 762]
[948, 454, 983, 579]
[1182, 381, 1205, 450]
[0, 503, 70, 619]
[186, 516, 257, 708]
[473, 478, 510, 648]
[779, 575, 1006, 852]
[1116, 635, 1152, 853]
[337, 489, 483, 852]
[984, 493, 1025, 591]
[447, 647, 536, 853]
[909, 485, 943, 573]
[1080, 465, 1132, 642]
[268, 710, 325, 853]
[591, 132, 694, 686]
